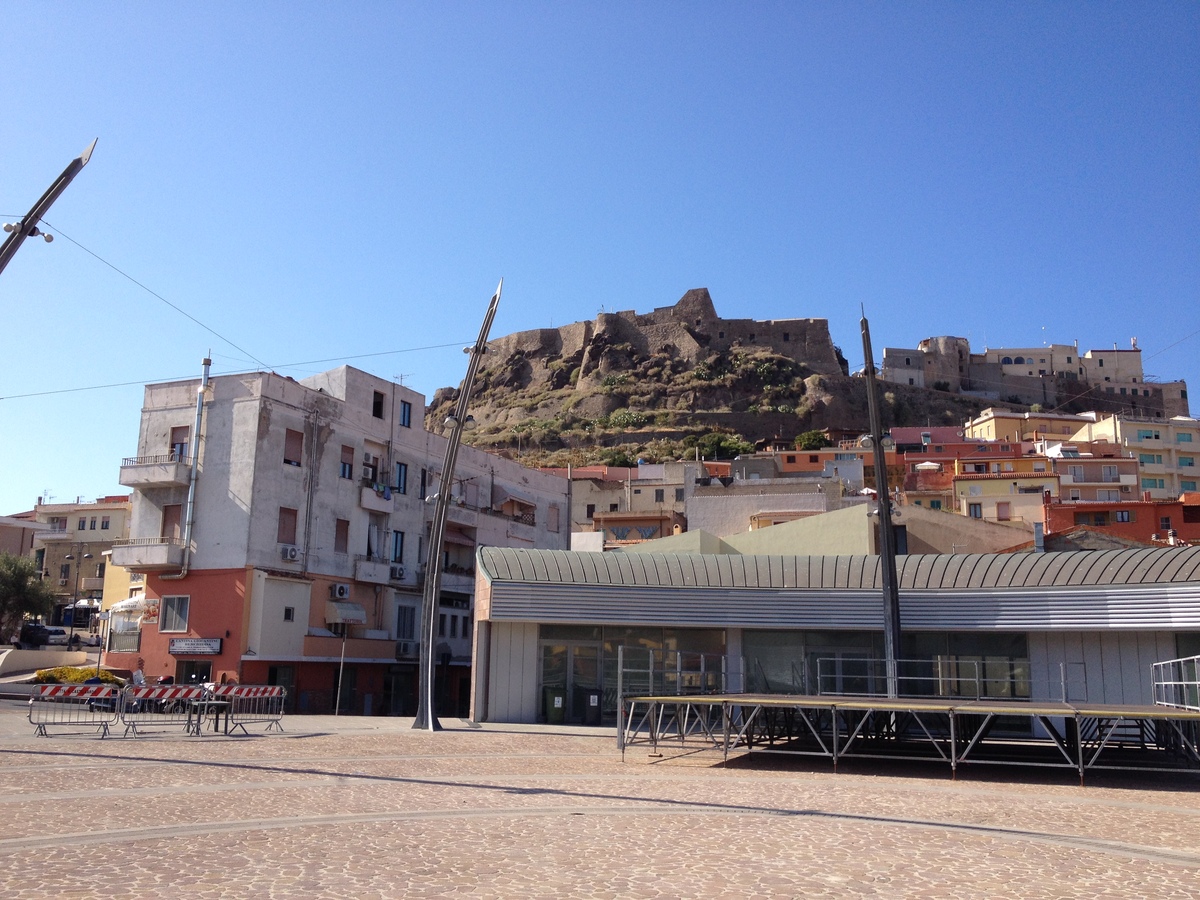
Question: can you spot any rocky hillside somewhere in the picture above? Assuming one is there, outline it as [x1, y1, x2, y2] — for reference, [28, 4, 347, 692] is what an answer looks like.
[427, 288, 1009, 466]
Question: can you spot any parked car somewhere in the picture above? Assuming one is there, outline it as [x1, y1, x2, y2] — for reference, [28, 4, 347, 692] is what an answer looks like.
[10, 624, 49, 652]
[44, 627, 70, 646]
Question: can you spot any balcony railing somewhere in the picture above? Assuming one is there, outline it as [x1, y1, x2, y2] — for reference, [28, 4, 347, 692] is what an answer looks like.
[107, 631, 141, 653]
[121, 452, 185, 466]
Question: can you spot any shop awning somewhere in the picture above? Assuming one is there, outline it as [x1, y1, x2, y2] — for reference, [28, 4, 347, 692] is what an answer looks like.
[325, 601, 367, 625]
[442, 530, 476, 547]
[493, 484, 536, 508]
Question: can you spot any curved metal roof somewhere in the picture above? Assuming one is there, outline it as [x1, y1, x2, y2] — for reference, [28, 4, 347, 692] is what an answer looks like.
[479, 545, 1200, 591]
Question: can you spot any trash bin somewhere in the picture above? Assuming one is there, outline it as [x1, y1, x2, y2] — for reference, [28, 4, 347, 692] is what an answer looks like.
[543, 686, 566, 724]
[581, 688, 602, 726]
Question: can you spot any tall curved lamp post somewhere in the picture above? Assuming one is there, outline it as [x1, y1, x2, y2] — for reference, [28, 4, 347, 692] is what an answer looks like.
[413, 280, 502, 731]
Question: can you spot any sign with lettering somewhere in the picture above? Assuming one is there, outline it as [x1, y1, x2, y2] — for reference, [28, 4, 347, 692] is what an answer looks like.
[168, 637, 222, 655]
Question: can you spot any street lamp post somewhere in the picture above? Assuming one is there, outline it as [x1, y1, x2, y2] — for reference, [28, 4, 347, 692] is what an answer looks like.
[63, 545, 93, 646]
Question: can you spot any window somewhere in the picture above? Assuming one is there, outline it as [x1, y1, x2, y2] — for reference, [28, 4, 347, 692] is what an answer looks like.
[1069, 489, 1081, 500]
[586, 503, 596, 519]
[1160, 517, 1173, 531]
[394, 462, 408, 493]
[170, 425, 190, 461]
[1001, 357, 1013, 365]
[438, 614, 446, 637]
[1142, 478, 1165, 490]
[1098, 358, 1104, 367]
[1101, 465, 1119, 482]
[809, 455, 819, 463]
[1179, 433, 1195, 443]
[101, 516, 110, 530]
[1115, 510, 1132, 523]
[996, 502, 1011, 521]
[548, 504, 560, 533]
[675, 488, 684, 502]
[372, 391, 385, 418]
[397, 606, 416, 641]
[609, 503, 618, 513]
[1067, 465, 1084, 481]
[654, 489, 664, 503]
[283, 607, 295, 622]
[78, 517, 87, 530]
[284, 429, 304, 466]
[400, 401, 412, 428]
[783, 333, 790, 342]
[161, 595, 190, 633]
[340, 445, 355, 479]
[1093, 513, 1108, 527]
[1137, 429, 1160, 441]
[786, 455, 796, 464]
[60, 562, 71, 580]
[1097, 490, 1120, 501]
[1066, 357, 1072, 364]
[89, 517, 97, 530]
[1138, 454, 1163, 465]
[1181, 457, 1195, 468]
[968, 503, 982, 519]
[1181, 481, 1197, 492]
[450, 615, 458, 638]
[392, 530, 404, 563]
[929, 500, 942, 510]
[334, 519, 349, 555]
[277, 507, 298, 545]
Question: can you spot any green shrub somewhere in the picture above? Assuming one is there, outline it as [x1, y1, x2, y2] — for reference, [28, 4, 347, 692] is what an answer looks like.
[34, 666, 125, 685]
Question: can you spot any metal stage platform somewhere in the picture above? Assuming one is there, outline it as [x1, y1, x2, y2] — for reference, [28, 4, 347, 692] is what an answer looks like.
[618, 693, 1200, 784]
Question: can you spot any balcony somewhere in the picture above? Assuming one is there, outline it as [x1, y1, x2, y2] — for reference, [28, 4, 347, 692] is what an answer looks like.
[111, 538, 185, 571]
[119, 453, 191, 488]
[80, 577, 105, 592]
[359, 484, 394, 513]
[354, 555, 391, 585]
[36, 529, 72, 542]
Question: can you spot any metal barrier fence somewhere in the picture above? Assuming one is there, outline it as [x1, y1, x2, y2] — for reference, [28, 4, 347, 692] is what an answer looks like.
[29, 683, 286, 738]
[616, 647, 740, 702]
[1153, 655, 1200, 711]
[120, 685, 207, 735]
[210, 684, 286, 734]
[28, 684, 120, 737]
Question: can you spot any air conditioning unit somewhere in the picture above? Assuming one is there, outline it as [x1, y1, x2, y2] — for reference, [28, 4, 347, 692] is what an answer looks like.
[390, 565, 405, 580]
[331, 583, 350, 600]
[395, 640, 412, 658]
[59, 578, 68, 586]
[1121, 485, 1132, 493]
[362, 465, 375, 481]
[280, 545, 300, 561]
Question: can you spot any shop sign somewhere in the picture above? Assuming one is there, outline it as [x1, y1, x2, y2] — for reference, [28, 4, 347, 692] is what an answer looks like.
[168, 637, 222, 655]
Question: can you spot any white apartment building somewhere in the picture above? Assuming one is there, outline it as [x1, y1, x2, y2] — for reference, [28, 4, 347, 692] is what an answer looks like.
[111, 364, 570, 716]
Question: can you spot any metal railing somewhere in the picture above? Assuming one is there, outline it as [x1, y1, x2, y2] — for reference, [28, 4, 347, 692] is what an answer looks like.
[616, 647, 740, 700]
[1153, 655, 1200, 711]
[112, 537, 183, 547]
[121, 452, 184, 466]
[107, 631, 141, 653]
[814, 656, 1036, 700]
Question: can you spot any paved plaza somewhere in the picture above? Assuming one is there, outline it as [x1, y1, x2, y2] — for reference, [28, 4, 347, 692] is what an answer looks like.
[1, 703, 1199, 898]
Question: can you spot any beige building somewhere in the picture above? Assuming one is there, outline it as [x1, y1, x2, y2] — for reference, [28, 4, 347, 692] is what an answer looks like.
[1071, 414, 1200, 500]
[29, 495, 131, 633]
[964, 408, 1093, 443]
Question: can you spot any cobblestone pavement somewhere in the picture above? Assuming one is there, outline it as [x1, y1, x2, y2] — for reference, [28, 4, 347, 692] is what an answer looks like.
[1, 706, 1199, 898]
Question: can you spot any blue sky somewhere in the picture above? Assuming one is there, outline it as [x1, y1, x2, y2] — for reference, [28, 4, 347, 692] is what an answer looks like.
[1, 4, 1197, 514]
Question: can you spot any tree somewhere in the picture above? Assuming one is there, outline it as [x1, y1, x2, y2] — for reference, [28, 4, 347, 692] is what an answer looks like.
[695, 432, 754, 460]
[0, 553, 55, 640]
[795, 430, 832, 451]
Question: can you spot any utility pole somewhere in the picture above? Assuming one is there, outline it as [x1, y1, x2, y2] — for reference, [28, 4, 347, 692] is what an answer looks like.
[860, 311, 902, 698]
[0, 139, 97, 278]
[413, 280, 502, 731]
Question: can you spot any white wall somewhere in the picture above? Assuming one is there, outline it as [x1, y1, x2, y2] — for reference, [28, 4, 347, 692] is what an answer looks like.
[247, 571, 311, 659]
